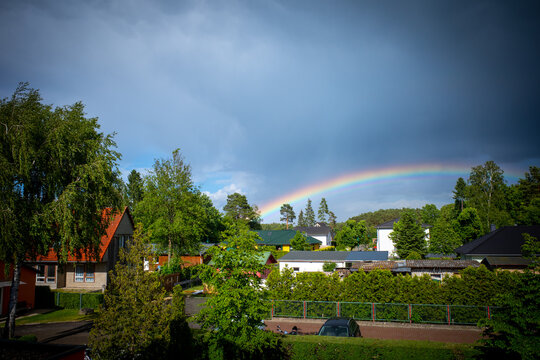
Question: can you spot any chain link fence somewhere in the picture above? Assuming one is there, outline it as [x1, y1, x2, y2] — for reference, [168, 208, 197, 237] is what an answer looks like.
[269, 299, 493, 325]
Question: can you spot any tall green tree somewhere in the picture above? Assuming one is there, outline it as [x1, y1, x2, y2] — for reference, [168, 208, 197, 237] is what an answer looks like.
[126, 169, 144, 212]
[196, 226, 282, 359]
[0, 83, 122, 338]
[513, 166, 540, 225]
[389, 210, 427, 258]
[136, 149, 218, 262]
[421, 204, 440, 226]
[223, 192, 261, 230]
[467, 161, 509, 233]
[304, 199, 316, 226]
[89, 225, 191, 359]
[318, 198, 329, 223]
[290, 231, 308, 251]
[279, 203, 296, 229]
[335, 220, 368, 250]
[455, 207, 483, 243]
[429, 205, 462, 254]
[297, 210, 306, 227]
[327, 210, 337, 230]
[453, 177, 468, 213]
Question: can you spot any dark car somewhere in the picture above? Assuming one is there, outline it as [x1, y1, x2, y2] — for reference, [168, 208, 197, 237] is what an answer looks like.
[317, 317, 361, 337]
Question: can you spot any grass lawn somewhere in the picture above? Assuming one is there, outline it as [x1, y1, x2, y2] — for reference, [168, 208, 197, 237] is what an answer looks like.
[12, 309, 97, 325]
[283, 335, 479, 360]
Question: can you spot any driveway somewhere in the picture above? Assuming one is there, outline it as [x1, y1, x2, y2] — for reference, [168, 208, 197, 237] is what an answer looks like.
[15, 321, 92, 345]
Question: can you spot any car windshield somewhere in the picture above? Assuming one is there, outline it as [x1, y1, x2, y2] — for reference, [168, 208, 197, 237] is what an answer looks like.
[318, 325, 349, 337]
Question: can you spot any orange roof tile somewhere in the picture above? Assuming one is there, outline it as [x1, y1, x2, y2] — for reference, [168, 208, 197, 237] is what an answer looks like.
[36, 207, 132, 263]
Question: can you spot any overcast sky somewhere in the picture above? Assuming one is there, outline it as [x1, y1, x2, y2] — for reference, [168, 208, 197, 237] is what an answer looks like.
[1, 0, 539, 223]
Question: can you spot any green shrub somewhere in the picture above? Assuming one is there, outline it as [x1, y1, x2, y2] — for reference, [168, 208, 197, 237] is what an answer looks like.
[16, 335, 37, 343]
[322, 262, 336, 272]
[406, 251, 422, 260]
[53, 291, 103, 309]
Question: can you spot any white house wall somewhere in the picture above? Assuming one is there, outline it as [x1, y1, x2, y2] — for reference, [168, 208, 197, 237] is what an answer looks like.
[279, 261, 345, 273]
[377, 228, 430, 258]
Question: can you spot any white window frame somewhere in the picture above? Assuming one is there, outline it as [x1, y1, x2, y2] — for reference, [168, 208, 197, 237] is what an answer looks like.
[75, 264, 85, 282]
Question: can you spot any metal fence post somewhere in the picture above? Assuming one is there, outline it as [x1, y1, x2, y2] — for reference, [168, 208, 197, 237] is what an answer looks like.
[337, 301, 340, 317]
[56, 292, 59, 307]
[303, 301, 306, 319]
[271, 300, 274, 319]
[447, 304, 450, 325]
[487, 306, 490, 320]
[409, 304, 412, 323]
[80, 293, 82, 310]
[372, 303, 375, 322]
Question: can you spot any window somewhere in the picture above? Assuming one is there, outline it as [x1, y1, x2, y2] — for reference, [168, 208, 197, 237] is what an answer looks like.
[75, 264, 96, 283]
[75, 265, 85, 282]
[36, 265, 45, 283]
[430, 273, 442, 282]
[36, 265, 56, 283]
[46, 265, 56, 283]
[293, 267, 300, 272]
[119, 235, 125, 248]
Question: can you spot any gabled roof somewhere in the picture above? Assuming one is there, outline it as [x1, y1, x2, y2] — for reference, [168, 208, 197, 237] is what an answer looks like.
[455, 225, 540, 257]
[294, 222, 332, 236]
[255, 230, 322, 246]
[278, 251, 388, 262]
[279, 251, 349, 262]
[37, 207, 133, 263]
[481, 256, 531, 267]
[404, 259, 479, 269]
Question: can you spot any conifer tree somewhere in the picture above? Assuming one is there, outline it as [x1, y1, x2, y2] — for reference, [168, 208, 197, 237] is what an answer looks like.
[304, 199, 316, 226]
[297, 210, 306, 227]
[318, 198, 329, 223]
[389, 210, 427, 258]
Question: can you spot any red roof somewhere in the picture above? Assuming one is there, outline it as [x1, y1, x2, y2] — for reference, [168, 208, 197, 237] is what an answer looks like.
[37, 207, 132, 263]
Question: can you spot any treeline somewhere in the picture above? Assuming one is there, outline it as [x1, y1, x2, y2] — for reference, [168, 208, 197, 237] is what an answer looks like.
[265, 266, 518, 306]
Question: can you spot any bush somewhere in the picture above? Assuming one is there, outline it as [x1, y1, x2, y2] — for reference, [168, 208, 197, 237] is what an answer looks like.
[53, 292, 103, 309]
[322, 262, 336, 272]
[406, 251, 422, 260]
[34, 286, 55, 308]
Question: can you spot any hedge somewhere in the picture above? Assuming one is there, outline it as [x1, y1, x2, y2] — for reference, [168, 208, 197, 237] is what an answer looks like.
[283, 336, 478, 360]
[265, 265, 521, 306]
[53, 292, 103, 309]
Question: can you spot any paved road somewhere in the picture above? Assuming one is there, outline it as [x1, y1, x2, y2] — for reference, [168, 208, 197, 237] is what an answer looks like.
[264, 318, 483, 344]
[14, 317, 482, 346]
[15, 321, 92, 345]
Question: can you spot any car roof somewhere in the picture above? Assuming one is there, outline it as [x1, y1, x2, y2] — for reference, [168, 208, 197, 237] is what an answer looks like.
[322, 317, 353, 326]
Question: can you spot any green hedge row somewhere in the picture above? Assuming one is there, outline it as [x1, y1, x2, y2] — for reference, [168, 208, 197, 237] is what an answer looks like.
[266, 265, 519, 306]
[284, 336, 478, 360]
[54, 292, 103, 309]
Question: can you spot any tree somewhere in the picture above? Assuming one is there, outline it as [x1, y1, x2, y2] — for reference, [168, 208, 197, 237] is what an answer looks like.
[453, 177, 467, 213]
[421, 204, 439, 226]
[467, 161, 508, 233]
[429, 205, 462, 254]
[334, 220, 368, 250]
[455, 207, 483, 243]
[279, 203, 296, 229]
[223, 192, 261, 230]
[195, 226, 282, 359]
[322, 262, 337, 272]
[136, 149, 218, 262]
[0, 83, 122, 338]
[479, 236, 540, 359]
[389, 210, 427, 258]
[327, 211, 337, 229]
[318, 198, 329, 223]
[126, 169, 144, 211]
[304, 199, 316, 226]
[290, 231, 308, 251]
[513, 166, 540, 225]
[89, 225, 191, 359]
[297, 210, 306, 227]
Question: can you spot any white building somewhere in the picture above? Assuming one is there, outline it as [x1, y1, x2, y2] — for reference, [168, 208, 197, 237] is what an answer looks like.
[294, 222, 333, 247]
[278, 251, 388, 273]
[376, 218, 430, 258]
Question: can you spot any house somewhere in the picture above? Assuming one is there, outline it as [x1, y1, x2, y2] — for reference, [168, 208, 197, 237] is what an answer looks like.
[151, 243, 214, 271]
[352, 259, 480, 281]
[256, 252, 278, 279]
[376, 218, 431, 257]
[278, 251, 388, 273]
[29, 207, 134, 291]
[294, 222, 333, 247]
[0, 261, 37, 316]
[481, 256, 532, 271]
[454, 225, 540, 262]
[255, 230, 322, 251]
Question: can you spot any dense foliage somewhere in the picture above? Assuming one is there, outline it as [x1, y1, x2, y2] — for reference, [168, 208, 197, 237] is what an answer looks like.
[266, 266, 520, 306]
[0, 83, 122, 337]
[290, 231, 309, 251]
[195, 224, 283, 359]
[280, 203, 296, 229]
[89, 226, 191, 359]
[223, 192, 261, 230]
[389, 210, 427, 258]
[334, 219, 369, 250]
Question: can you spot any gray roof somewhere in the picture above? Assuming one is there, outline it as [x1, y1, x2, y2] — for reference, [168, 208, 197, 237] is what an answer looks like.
[279, 251, 388, 262]
[481, 256, 531, 267]
[279, 251, 349, 262]
[346, 251, 388, 261]
[294, 222, 333, 236]
[455, 225, 540, 256]
[404, 260, 479, 269]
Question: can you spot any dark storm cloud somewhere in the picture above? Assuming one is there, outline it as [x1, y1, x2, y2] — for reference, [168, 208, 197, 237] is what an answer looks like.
[1, 0, 538, 220]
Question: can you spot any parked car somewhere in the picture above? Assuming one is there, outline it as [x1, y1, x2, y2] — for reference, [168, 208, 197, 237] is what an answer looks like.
[317, 317, 361, 337]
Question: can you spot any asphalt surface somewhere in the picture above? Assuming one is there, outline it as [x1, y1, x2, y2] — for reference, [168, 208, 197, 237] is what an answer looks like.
[13, 317, 482, 346]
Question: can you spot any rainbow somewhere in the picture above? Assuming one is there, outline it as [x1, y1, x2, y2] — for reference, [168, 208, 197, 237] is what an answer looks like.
[258, 163, 521, 219]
